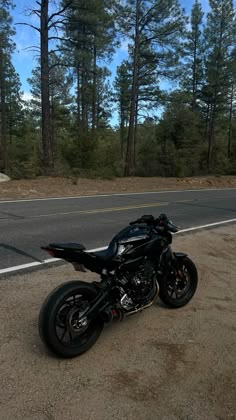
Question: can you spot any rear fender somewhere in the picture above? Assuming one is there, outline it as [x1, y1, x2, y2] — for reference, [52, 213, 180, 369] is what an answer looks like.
[41, 246, 85, 262]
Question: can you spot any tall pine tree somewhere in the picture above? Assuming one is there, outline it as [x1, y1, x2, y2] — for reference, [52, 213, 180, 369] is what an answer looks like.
[62, 0, 116, 136]
[18, 0, 71, 174]
[0, 0, 22, 171]
[182, 0, 204, 110]
[116, 0, 186, 176]
[203, 0, 236, 169]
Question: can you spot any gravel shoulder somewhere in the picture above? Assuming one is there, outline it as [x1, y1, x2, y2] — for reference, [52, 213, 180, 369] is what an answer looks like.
[0, 225, 235, 420]
[0, 175, 236, 200]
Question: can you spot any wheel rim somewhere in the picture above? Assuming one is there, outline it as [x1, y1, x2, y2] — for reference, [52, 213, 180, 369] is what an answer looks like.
[54, 292, 98, 348]
[167, 264, 192, 300]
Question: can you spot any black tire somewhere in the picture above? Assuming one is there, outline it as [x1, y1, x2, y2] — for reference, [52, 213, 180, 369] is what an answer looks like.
[39, 281, 104, 358]
[159, 256, 198, 308]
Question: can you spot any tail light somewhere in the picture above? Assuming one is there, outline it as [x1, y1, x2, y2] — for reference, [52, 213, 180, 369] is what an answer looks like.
[41, 247, 57, 257]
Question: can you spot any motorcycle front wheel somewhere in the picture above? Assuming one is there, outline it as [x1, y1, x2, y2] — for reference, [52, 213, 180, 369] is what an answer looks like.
[159, 256, 198, 308]
[39, 281, 104, 358]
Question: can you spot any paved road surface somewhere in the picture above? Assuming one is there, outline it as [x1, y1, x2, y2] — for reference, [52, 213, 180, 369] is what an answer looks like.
[0, 188, 236, 269]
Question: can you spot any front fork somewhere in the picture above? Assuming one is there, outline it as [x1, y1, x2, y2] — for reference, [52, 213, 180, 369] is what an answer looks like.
[158, 246, 188, 276]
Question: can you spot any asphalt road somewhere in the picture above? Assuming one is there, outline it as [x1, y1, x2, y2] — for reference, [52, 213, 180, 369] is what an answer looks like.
[0, 188, 236, 269]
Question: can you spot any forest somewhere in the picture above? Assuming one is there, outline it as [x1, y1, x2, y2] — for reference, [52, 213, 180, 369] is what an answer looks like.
[0, 0, 236, 179]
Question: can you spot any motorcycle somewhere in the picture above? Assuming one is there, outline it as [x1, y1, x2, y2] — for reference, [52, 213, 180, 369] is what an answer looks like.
[39, 213, 198, 358]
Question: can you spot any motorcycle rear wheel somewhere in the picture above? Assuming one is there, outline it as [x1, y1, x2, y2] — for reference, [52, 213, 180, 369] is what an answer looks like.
[39, 281, 104, 358]
[159, 256, 198, 308]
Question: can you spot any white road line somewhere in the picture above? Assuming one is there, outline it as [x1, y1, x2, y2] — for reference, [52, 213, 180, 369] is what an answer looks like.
[0, 258, 62, 275]
[176, 218, 236, 233]
[0, 218, 235, 276]
[0, 187, 236, 204]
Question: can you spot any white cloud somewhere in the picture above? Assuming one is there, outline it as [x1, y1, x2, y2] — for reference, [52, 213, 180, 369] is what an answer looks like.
[21, 91, 33, 102]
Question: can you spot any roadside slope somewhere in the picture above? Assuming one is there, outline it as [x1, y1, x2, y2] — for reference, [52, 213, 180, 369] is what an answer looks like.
[0, 175, 236, 200]
[0, 225, 235, 420]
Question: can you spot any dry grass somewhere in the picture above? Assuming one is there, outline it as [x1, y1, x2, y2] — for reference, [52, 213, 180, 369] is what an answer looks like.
[0, 175, 236, 200]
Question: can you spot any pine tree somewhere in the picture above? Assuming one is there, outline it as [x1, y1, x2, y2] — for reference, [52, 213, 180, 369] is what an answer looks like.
[227, 48, 236, 158]
[116, 0, 186, 176]
[62, 0, 116, 136]
[0, 0, 22, 171]
[18, 0, 71, 174]
[203, 0, 236, 170]
[115, 61, 131, 159]
[28, 53, 73, 162]
[182, 0, 204, 110]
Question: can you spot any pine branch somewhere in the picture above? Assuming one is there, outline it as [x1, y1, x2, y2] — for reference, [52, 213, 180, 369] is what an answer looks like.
[48, 19, 67, 30]
[139, 4, 158, 33]
[21, 46, 40, 55]
[31, 9, 41, 18]
[47, 2, 72, 24]
[48, 36, 64, 41]
[49, 62, 71, 71]
[49, 48, 71, 54]
[23, 45, 40, 51]
[16, 22, 41, 33]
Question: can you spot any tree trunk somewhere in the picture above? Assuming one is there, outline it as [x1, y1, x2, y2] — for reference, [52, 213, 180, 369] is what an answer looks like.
[92, 42, 97, 139]
[134, 98, 138, 167]
[207, 100, 216, 171]
[125, 0, 140, 176]
[0, 44, 7, 171]
[81, 24, 88, 132]
[228, 83, 234, 159]
[41, 0, 53, 175]
[207, 16, 224, 172]
[120, 102, 125, 159]
[51, 97, 55, 162]
[204, 103, 210, 143]
[81, 70, 88, 132]
[76, 65, 81, 127]
[192, 37, 197, 111]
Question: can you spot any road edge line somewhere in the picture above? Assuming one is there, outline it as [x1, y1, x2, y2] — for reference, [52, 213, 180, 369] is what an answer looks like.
[0, 187, 236, 204]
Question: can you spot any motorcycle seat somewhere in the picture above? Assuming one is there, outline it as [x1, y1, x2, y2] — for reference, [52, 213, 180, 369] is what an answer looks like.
[49, 243, 86, 251]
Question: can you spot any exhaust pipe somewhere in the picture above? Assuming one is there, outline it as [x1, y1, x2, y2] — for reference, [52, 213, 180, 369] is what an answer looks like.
[100, 309, 113, 323]
[126, 281, 159, 317]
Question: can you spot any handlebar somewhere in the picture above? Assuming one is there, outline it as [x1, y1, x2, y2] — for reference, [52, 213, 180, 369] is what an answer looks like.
[130, 215, 155, 225]
[130, 214, 179, 233]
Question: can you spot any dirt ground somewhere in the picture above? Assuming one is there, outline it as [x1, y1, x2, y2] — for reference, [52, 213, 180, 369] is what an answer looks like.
[0, 175, 236, 200]
[0, 225, 235, 420]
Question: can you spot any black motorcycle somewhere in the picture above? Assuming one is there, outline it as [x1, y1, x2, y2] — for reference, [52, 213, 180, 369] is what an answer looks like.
[39, 214, 198, 358]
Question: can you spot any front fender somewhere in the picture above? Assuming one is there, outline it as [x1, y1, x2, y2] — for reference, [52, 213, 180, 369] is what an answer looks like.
[174, 252, 188, 259]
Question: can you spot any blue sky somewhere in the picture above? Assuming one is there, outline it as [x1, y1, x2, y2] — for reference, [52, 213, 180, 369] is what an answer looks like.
[11, 0, 212, 99]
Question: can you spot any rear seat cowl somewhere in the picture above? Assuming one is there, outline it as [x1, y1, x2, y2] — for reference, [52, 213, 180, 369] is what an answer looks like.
[49, 243, 86, 251]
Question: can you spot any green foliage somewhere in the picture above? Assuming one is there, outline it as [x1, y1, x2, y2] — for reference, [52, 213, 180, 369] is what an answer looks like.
[59, 126, 121, 179]
[1, 0, 236, 179]
[181, 0, 204, 109]
[0, 0, 23, 171]
[7, 120, 40, 179]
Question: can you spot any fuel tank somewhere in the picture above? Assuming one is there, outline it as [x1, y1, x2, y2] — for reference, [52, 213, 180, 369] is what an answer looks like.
[111, 224, 165, 260]
[112, 224, 150, 244]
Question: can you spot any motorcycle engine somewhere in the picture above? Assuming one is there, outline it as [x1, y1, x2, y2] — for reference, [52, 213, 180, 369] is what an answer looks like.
[117, 262, 155, 308]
